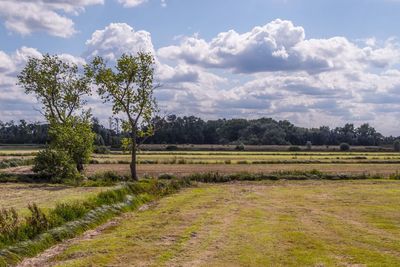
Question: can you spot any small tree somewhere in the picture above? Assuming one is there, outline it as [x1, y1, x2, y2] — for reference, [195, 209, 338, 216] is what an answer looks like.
[49, 115, 95, 172]
[340, 143, 350, 151]
[87, 52, 158, 180]
[394, 140, 400, 152]
[18, 54, 93, 174]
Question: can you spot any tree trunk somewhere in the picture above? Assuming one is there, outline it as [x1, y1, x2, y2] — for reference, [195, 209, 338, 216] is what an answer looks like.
[130, 135, 138, 181]
[77, 161, 84, 173]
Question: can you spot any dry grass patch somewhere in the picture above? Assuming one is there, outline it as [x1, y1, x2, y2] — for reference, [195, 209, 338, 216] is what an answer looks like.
[0, 183, 109, 214]
[85, 163, 400, 177]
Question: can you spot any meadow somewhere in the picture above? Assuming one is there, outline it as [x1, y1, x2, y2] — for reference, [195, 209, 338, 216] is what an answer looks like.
[27, 180, 400, 266]
[2, 147, 400, 266]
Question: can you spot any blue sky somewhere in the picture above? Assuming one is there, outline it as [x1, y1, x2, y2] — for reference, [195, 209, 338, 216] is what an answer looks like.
[1, 0, 400, 135]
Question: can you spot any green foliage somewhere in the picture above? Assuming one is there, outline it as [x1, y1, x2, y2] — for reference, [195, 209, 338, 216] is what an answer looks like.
[33, 148, 78, 182]
[0, 178, 192, 266]
[87, 171, 128, 186]
[87, 52, 159, 179]
[235, 143, 245, 151]
[0, 208, 19, 243]
[94, 145, 110, 154]
[25, 204, 50, 237]
[18, 54, 94, 174]
[158, 173, 177, 180]
[49, 116, 95, 172]
[17, 54, 91, 123]
[340, 143, 351, 151]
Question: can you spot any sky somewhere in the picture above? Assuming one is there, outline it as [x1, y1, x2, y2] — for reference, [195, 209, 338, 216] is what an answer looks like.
[1, 0, 400, 135]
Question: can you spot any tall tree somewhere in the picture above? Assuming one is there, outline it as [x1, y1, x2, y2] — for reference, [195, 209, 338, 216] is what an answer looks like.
[18, 54, 93, 172]
[87, 52, 158, 180]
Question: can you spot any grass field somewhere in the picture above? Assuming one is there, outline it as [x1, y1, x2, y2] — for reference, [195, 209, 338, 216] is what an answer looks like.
[91, 151, 400, 164]
[84, 163, 400, 177]
[0, 183, 110, 214]
[36, 180, 400, 266]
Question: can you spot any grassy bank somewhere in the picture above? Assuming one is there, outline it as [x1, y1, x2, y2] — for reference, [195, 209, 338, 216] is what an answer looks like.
[0, 178, 191, 266]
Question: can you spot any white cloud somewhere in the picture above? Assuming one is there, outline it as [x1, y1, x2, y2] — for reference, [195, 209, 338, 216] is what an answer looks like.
[159, 19, 400, 74]
[85, 23, 155, 60]
[117, 0, 147, 7]
[3, 19, 400, 135]
[0, 0, 103, 38]
[116, 0, 167, 8]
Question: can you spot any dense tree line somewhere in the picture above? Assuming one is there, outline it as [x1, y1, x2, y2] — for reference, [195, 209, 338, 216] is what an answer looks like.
[0, 120, 48, 144]
[1, 115, 398, 147]
[146, 115, 391, 146]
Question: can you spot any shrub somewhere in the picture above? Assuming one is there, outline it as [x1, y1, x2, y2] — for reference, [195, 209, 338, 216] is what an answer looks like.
[25, 204, 50, 237]
[32, 148, 79, 183]
[49, 202, 88, 225]
[0, 208, 19, 242]
[158, 173, 177, 180]
[235, 143, 245, 151]
[88, 171, 128, 185]
[394, 140, 400, 152]
[288, 146, 301, 151]
[340, 143, 350, 151]
[94, 146, 110, 154]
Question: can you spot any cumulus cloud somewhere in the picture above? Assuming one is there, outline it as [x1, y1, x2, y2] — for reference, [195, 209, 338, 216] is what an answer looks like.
[117, 0, 147, 7]
[3, 19, 400, 135]
[85, 23, 155, 60]
[159, 19, 400, 74]
[0, 0, 103, 38]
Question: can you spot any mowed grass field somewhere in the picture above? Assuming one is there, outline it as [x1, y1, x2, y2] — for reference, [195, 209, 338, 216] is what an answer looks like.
[85, 163, 400, 177]
[3, 148, 400, 178]
[0, 183, 110, 214]
[39, 180, 400, 266]
[93, 151, 400, 164]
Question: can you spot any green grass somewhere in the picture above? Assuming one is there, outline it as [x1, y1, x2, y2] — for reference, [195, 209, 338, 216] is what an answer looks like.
[0, 183, 110, 215]
[90, 151, 400, 165]
[48, 180, 400, 266]
[0, 179, 192, 266]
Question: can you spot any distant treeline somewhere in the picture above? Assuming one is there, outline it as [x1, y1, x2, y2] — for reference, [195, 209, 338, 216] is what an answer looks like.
[0, 115, 398, 147]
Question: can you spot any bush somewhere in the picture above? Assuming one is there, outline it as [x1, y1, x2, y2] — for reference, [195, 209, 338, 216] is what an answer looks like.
[0, 208, 19, 243]
[288, 146, 301, 151]
[235, 143, 245, 151]
[32, 148, 79, 183]
[25, 204, 50, 237]
[158, 173, 177, 180]
[394, 140, 400, 152]
[88, 171, 128, 185]
[94, 146, 110, 154]
[340, 143, 350, 151]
